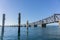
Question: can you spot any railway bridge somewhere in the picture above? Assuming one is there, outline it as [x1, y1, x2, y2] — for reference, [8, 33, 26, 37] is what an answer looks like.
[24, 14, 60, 27]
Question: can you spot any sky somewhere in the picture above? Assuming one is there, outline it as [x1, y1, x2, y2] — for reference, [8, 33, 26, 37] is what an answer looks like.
[0, 0, 60, 25]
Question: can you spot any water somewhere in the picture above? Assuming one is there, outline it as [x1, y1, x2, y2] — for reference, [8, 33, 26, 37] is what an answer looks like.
[0, 26, 60, 40]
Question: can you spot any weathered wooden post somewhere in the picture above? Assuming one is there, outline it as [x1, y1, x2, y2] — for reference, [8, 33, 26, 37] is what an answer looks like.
[26, 20, 28, 29]
[18, 13, 21, 40]
[1, 14, 5, 40]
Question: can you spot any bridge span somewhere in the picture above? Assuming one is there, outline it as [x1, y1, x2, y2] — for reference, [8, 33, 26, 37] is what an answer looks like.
[24, 14, 60, 27]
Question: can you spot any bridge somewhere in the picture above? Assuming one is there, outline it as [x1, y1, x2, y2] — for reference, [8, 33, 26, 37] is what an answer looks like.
[23, 14, 60, 27]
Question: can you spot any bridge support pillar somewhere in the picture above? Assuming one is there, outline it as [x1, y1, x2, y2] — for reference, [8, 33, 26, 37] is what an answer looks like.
[29, 25, 31, 27]
[34, 25, 37, 27]
[42, 24, 46, 27]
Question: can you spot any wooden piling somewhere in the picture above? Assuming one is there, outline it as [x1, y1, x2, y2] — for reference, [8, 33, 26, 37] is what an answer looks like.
[26, 20, 28, 29]
[1, 14, 5, 40]
[18, 13, 21, 40]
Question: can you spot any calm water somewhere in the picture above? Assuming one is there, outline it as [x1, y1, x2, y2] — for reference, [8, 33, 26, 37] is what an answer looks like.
[0, 26, 60, 40]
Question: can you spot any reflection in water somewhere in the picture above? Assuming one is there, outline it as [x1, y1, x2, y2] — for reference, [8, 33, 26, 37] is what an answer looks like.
[1, 26, 60, 40]
[18, 26, 20, 40]
[1, 26, 4, 40]
[18, 31, 20, 40]
[26, 27, 28, 40]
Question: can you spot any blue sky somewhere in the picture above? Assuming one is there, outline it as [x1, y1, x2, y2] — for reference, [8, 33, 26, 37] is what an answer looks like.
[0, 0, 60, 25]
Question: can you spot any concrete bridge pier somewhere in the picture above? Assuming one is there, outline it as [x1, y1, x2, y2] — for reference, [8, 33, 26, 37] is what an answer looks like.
[29, 25, 31, 27]
[58, 20, 60, 27]
[34, 25, 37, 27]
[42, 24, 46, 27]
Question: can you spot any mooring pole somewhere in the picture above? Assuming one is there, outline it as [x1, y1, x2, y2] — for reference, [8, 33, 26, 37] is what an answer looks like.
[18, 13, 21, 40]
[26, 20, 28, 29]
[1, 14, 5, 40]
